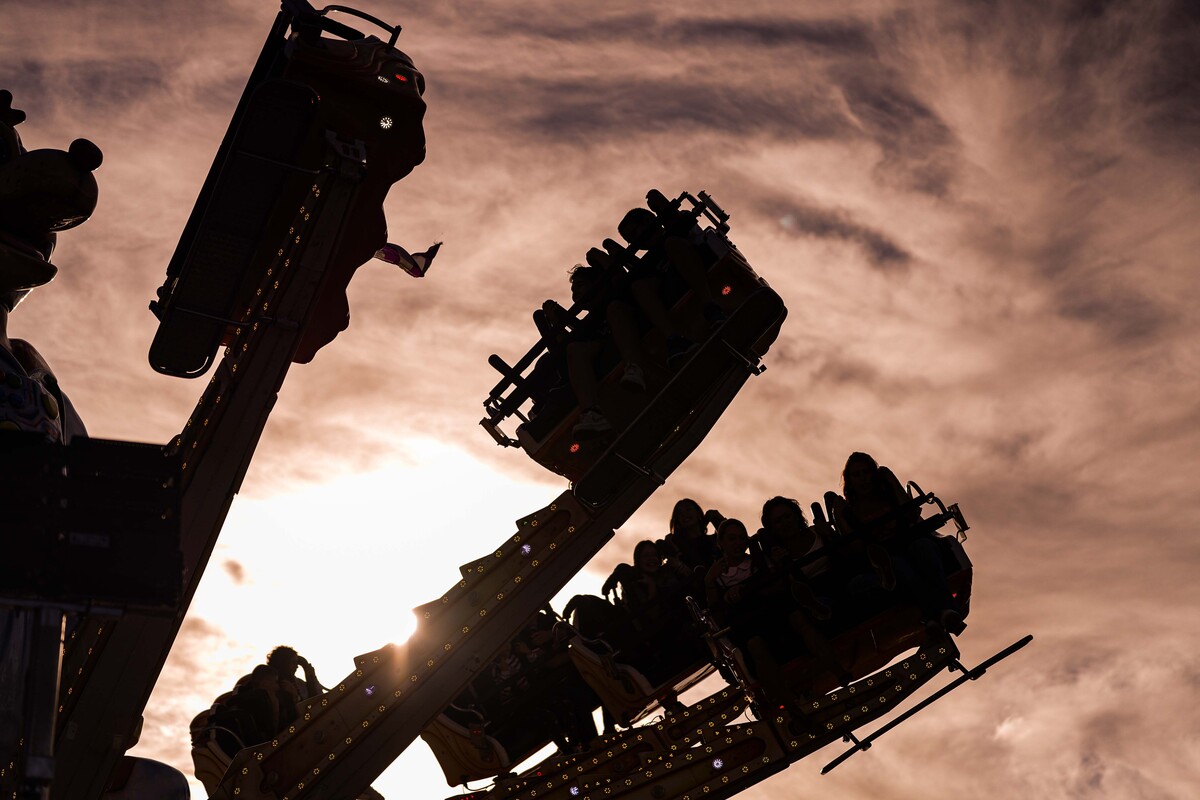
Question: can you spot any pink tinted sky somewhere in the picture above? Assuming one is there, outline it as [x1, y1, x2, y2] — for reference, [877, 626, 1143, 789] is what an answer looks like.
[4, 0, 1200, 797]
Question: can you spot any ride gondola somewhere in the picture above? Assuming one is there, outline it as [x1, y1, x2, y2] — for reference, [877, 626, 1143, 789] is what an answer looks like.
[703, 484, 974, 721]
[481, 189, 787, 501]
[433, 481, 1028, 800]
[149, 0, 426, 377]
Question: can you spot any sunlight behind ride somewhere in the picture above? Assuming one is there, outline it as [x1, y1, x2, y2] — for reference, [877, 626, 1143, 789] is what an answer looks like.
[195, 437, 582, 667]
[138, 436, 609, 798]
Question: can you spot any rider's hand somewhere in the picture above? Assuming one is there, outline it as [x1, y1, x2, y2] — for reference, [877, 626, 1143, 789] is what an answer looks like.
[541, 300, 566, 325]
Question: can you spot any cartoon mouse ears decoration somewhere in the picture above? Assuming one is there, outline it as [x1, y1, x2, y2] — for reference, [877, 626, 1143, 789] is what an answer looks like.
[1, 87, 99, 294]
[1, 90, 27, 127]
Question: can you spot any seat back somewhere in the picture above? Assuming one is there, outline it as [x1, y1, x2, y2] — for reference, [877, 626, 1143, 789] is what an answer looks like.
[419, 713, 510, 786]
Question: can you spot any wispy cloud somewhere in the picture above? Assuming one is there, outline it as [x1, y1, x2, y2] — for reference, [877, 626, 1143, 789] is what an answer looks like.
[755, 194, 913, 268]
[6, 0, 1199, 797]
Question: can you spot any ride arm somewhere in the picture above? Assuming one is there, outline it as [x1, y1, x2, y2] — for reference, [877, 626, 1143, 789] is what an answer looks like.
[53, 7, 424, 794]
[479, 638, 974, 800]
[212, 190, 787, 797]
[211, 491, 614, 800]
[53, 133, 373, 800]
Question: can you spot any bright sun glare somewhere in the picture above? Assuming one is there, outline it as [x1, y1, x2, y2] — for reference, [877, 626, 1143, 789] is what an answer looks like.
[161, 436, 608, 797]
[194, 437, 589, 673]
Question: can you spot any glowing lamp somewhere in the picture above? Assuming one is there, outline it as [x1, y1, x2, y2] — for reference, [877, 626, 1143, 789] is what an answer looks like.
[712, 758, 724, 770]
[379, 116, 394, 130]
[721, 285, 732, 296]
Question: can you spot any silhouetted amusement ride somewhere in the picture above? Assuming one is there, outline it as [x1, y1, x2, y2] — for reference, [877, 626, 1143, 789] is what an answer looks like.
[4, 2, 430, 797]
[1, 2, 1030, 799]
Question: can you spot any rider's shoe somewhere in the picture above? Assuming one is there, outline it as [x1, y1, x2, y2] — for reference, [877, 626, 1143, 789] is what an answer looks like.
[620, 362, 646, 392]
[573, 408, 612, 438]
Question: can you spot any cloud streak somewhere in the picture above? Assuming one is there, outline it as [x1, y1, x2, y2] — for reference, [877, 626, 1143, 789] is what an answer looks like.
[757, 194, 913, 268]
[5, 0, 1199, 797]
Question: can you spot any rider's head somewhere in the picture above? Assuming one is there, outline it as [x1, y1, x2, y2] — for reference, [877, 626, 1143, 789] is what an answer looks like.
[617, 208, 661, 250]
[633, 540, 662, 574]
[716, 518, 749, 561]
[267, 645, 300, 676]
[670, 498, 705, 536]
[842, 452, 881, 501]
[761, 496, 807, 533]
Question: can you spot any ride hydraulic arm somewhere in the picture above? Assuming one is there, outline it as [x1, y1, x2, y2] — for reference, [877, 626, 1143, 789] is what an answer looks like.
[51, 5, 426, 797]
[209, 243, 787, 800]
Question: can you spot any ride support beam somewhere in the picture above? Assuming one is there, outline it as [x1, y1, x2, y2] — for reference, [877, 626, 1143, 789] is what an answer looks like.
[463, 639, 966, 800]
[51, 147, 367, 800]
[212, 491, 610, 799]
[209, 292, 787, 798]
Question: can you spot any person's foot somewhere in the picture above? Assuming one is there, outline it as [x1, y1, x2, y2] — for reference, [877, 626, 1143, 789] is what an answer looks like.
[619, 362, 646, 392]
[702, 301, 728, 327]
[666, 335, 698, 369]
[573, 408, 612, 438]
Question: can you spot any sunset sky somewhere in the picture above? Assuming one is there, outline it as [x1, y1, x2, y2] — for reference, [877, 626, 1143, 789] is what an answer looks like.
[4, 0, 1199, 797]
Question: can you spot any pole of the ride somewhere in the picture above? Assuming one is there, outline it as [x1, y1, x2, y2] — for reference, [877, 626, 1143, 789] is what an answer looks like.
[821, 635, 1034, 774]
[17, 608, 64, 800]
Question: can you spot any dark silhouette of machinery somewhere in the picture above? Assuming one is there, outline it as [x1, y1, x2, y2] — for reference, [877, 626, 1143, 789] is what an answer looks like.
[3, 2, 428, 798]
[2, 1, 1029, 798]
[194, 186, 789, 798]
[419, 481, 1030, 800]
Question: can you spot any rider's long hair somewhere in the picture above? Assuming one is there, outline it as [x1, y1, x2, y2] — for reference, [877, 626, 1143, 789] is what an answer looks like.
[841, 451, 885, 505]
[669, 498, 705, 536]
